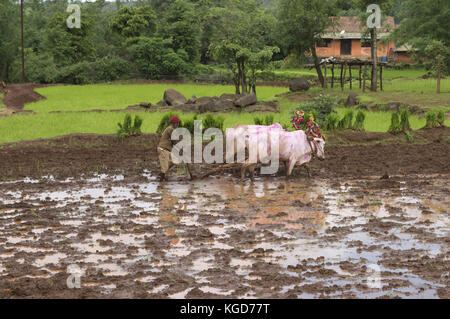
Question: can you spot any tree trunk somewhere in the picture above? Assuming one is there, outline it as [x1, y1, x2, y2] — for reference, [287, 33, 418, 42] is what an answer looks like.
[370, 28, 378, 92]
[437, 61, 441, 94]
[311, 46, 324, 87]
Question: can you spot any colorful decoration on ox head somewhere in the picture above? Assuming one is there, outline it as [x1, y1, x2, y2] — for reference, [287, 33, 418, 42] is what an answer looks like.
[292, 110, 305, 130]
[306, 115, 324, 140]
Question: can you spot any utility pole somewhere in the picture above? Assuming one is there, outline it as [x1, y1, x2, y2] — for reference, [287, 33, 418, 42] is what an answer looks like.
[21, 0, 25, 83]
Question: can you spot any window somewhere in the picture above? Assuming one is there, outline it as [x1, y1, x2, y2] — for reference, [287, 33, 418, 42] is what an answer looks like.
[317, 39, 332, 48]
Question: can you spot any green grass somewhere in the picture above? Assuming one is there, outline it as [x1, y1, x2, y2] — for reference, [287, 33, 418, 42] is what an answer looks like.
[0, 77, 448, 144]
[28, 84, 287, 113]
[0, 94, 5, 109]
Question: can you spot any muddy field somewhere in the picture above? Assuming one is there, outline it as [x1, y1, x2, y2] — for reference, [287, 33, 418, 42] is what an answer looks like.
[0, 129, 449, 299]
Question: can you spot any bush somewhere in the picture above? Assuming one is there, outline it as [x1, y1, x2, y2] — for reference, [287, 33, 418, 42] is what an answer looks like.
[400, 109, 411, 131]
[300, 94, 339, 125]
[181, 115, 198, 134]
[96, 55, 130, 82]
[437, 109, 446, 127]
[157, 112, 179, 135]
[203, 113, 224, 132]
[425, 109, 439, 128]
[338, 110, 354, 129]
[117, 114, 143, 140]
[324, 113, 339, 131]
[353, 111, 366, 131]
[389, 112, 401, 134]
[254, 114, 274, 126]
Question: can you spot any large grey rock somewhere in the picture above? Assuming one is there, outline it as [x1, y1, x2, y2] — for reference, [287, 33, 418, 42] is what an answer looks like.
[289, 78, 311, 92]
[195, 96, 215, 105]
[199, 99, 234, 113]
[220, 93, 241, 102]
[163, 89, 187, 106]
[345, 93, 360, 106]
[234, 94, 257, 107]
[186, 95, 197, 104]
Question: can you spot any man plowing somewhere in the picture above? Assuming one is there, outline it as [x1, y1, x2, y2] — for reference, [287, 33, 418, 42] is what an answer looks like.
[157, 115, 193, 182]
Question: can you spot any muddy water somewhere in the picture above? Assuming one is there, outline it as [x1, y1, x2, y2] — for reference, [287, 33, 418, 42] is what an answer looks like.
[0, 174, 448, 298]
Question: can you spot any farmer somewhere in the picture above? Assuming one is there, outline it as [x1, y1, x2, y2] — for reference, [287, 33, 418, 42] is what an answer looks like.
[157, 115, 193, 182]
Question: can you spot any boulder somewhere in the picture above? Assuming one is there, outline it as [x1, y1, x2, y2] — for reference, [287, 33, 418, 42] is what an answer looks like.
[345, 93, 360, 107]
[186, 95, 197, 104]
[234, 93, 257, 107]
[385, 102, 402, 112]
[220, 93, 241, 102]
[289, 78, 311, 92]
[195, 96, 215, 105]
[173, 104, 199, 112]
[163, 88, 187, 106]
[199, 99, 234, 113]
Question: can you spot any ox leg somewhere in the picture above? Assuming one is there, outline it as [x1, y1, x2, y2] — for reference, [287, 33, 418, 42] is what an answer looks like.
[304, 164, 312, 178]
[286, 156, 297, 178]
[240, 164, 247, 180]
[248, 164, 256, 181]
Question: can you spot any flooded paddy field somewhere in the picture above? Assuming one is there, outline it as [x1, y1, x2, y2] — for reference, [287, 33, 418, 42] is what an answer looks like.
[0, 173, 448, 299]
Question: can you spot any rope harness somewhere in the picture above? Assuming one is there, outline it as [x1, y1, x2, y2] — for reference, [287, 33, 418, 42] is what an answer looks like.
[307, 138, 319, 159]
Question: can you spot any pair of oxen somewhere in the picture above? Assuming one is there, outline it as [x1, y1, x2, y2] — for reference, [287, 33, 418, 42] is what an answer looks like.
[225, 123, 326, 180]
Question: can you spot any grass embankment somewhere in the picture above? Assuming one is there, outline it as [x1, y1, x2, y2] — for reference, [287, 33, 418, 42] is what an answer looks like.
[0, 67, 448, 143]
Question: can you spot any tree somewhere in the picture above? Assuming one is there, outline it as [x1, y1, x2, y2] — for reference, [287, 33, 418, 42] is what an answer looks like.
[276, 0, 336, 87]
[127, 37, 189, 79]
[0, 0, 20, 82]
[209, 0, 278, 94]
[45, 10, 97, 66]
[109, 5, 157, 38]
[392, 0, 450, 81]
[424, 40, 449, 93]
[354, 0, 394, 91]
[158, 0, 201, 64]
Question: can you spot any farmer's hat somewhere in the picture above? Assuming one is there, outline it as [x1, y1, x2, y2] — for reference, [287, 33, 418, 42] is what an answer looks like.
[170, 115, 180, 124]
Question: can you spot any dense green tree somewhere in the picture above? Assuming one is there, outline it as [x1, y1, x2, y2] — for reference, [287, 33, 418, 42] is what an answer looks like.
[158, 0, 201, 63]
[276, 0, 336, 87]
[45, 11, 97, 66]
[127, 37, 190, 79]
[109, 5, 157, 38]
[392, 0, 450, 71]
[424, 40, 450, 93]
[209, 0, 278, 94]
[0, 0, 20, 82]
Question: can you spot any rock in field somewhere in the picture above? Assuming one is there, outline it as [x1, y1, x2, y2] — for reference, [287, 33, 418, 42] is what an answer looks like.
[289, 78, 311, 92]
[163, 89, 187, 106]
[234, 93, 257, 107]
[345, 93, 360, 106]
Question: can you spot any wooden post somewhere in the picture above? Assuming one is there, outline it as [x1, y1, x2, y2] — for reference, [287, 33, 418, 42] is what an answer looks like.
[342, 63, 347, 91]
[363, 64, 367, 92]
[331, 64, 334, 88]
[359, 65, 362, 89]
[349, 64, 352, 90]
[380, 65, 383, 91]
[323, 63, 327, 88]
[340, 63, 344, 91]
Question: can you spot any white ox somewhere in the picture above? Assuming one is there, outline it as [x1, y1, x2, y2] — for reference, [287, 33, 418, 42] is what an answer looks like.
[239, 128, 326, 180]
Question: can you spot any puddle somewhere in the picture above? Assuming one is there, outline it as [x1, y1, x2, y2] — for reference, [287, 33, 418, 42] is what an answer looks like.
[0, 174, 448, 298]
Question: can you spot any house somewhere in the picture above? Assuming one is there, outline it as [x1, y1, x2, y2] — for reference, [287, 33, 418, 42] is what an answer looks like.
[315, 16, 396, 61]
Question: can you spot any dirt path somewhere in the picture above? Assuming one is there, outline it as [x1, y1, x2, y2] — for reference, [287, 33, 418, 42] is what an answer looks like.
[1, 83, 47, 111]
